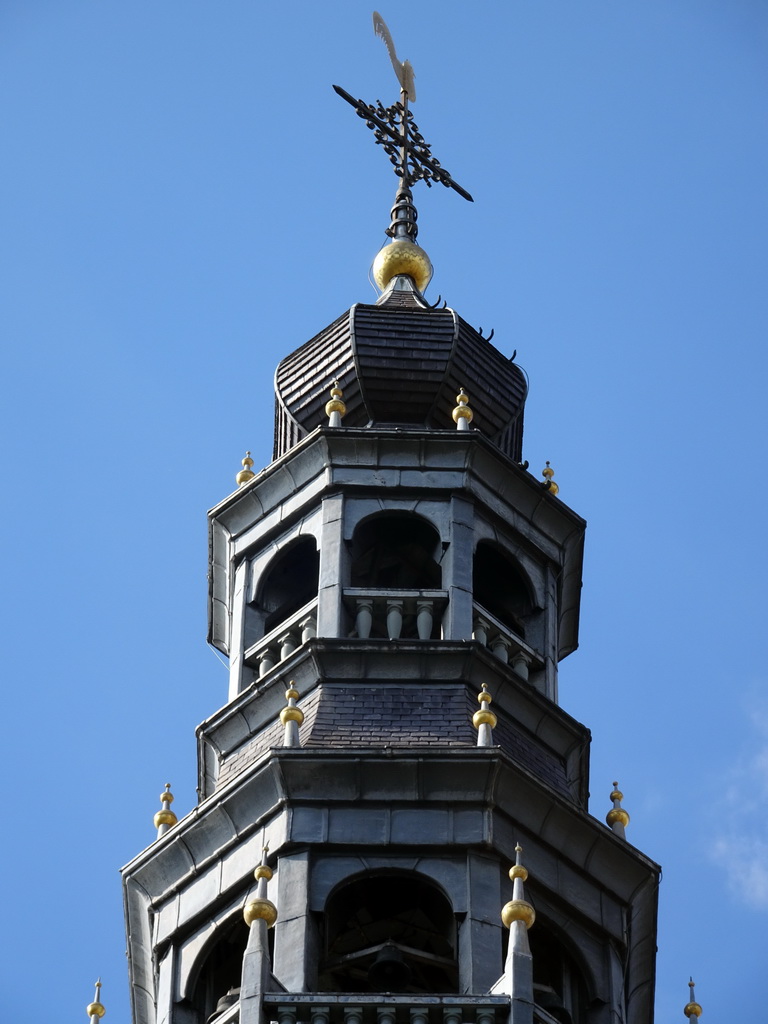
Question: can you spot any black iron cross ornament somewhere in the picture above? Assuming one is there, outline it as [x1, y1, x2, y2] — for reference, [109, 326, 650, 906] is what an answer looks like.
[333, 12, 473, 205]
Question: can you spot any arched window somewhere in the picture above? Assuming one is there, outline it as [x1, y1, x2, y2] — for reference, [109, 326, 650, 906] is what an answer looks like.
[350, 513, 441, 590]
[318, 872, 458, 993]
[531, 925, 590, 1024]
[251, 537, 319, 639]
[473, 541, 532, 639]
[191, 917, 249, 1024]
[507, 925, 587, 1024]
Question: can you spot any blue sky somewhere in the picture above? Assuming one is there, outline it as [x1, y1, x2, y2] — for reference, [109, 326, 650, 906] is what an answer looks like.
[2, 2, 767, 1021]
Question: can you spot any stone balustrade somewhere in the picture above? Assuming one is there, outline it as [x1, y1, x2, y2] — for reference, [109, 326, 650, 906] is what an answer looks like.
[472, 604, 539, 681]
[343, 589, 449, 641]
[243, 598, 318, 678]
[262, 994, 511, 1024]
[208, 991, 569, 1024]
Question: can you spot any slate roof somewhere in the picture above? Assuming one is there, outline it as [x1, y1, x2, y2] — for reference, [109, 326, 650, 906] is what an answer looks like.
[273, 286, 527, 461]
[215, 683, 571, 800]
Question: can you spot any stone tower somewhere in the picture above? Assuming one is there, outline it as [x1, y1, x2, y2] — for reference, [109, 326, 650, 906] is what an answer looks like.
[121, 43, 660, 1024]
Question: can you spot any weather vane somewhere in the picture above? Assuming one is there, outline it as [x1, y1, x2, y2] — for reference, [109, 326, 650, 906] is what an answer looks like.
[333, 11, 473, 246]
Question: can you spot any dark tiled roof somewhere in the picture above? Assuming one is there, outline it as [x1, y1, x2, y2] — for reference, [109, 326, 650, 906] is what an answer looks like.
[216, 683, 570, 800]
[273, 288, 526, 460]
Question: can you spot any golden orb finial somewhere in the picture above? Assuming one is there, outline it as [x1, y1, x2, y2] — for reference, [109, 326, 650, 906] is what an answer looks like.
[508, 843, 529, 883]
[542, 461, 559, 496]
[684, 978, 703, 1018]
[325, 380, 347, 427]
[281, 680, 304, 747]
[244, 845, 278, 928]
[372, 238, 433, 293]
[280, 683, 305, 726]
[154, 782, 178, 833]
[236, 451, 256, 488]
[86, 979, 106, 1021]
[501, 844, 536, 930]
[473, 682, 497, 740]
[606, 779, 630, 835]
[243, 896, 278, 928]
[452, 388, 473, 431]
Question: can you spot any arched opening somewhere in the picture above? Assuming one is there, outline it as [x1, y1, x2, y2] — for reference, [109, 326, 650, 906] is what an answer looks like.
[499, 919, 589, 1023]
[318, 872, 458, 993]
[191, 918, 249, 1024]
[251, 536, 319, 639]
[473, 541, 533, 639]
[350, 513, 441, 590]
[529, 926, 589, 1024]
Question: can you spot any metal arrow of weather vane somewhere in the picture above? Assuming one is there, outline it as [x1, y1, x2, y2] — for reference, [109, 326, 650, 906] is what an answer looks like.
[333, 10, 473, 243]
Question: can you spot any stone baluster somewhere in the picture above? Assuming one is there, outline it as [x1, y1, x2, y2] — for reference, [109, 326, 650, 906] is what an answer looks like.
[279, 630, 298, 662]
[311, 1007, 330, 1024]
[355, 599, 373, 639]
[257, 648, 276, 677]
[473, 615, 489, 647]
[477, 1010, 495, 1024]
[345, 1009, 363, 1024]
[444, 1008, 463, 1024]
[378, 1008, 397, 1024]
[300, 614, 317, 643]
[490, 634, 510, 664]
[411, 1008, 429, 1024]
[416, 598, 433, 640]
[386, 599, 404, 640]
[511, 650, 530, 681]
[277, 1008, 297, 1024]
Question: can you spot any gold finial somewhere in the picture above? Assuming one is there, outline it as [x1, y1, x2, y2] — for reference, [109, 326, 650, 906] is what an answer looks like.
[542, 461, 559, 496]
[684, 978, 703, 1018]
[280, 684, 305, 727]
[501, 844, 536, 930]
[244, 845, 278, 928]
[244, 896, 278, 927]
[254, 845, 274, 883]
[452, 388, 473, 431]
[154, 783, 178, 833]
[509, 842, 529, 883]
[325, 380, 347, 427]
[472, 682, 497, 730]
[236, 451, 255, 487]
[606, 779, 630, 835]
[87, 979, 106, 1021]
[281, 681, 304, 747]
[372, 239, 433, 293]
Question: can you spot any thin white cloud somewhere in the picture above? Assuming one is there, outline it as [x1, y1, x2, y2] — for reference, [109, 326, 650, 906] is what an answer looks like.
[708, 691, 768, 909]
[712, 835, 768, 908]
